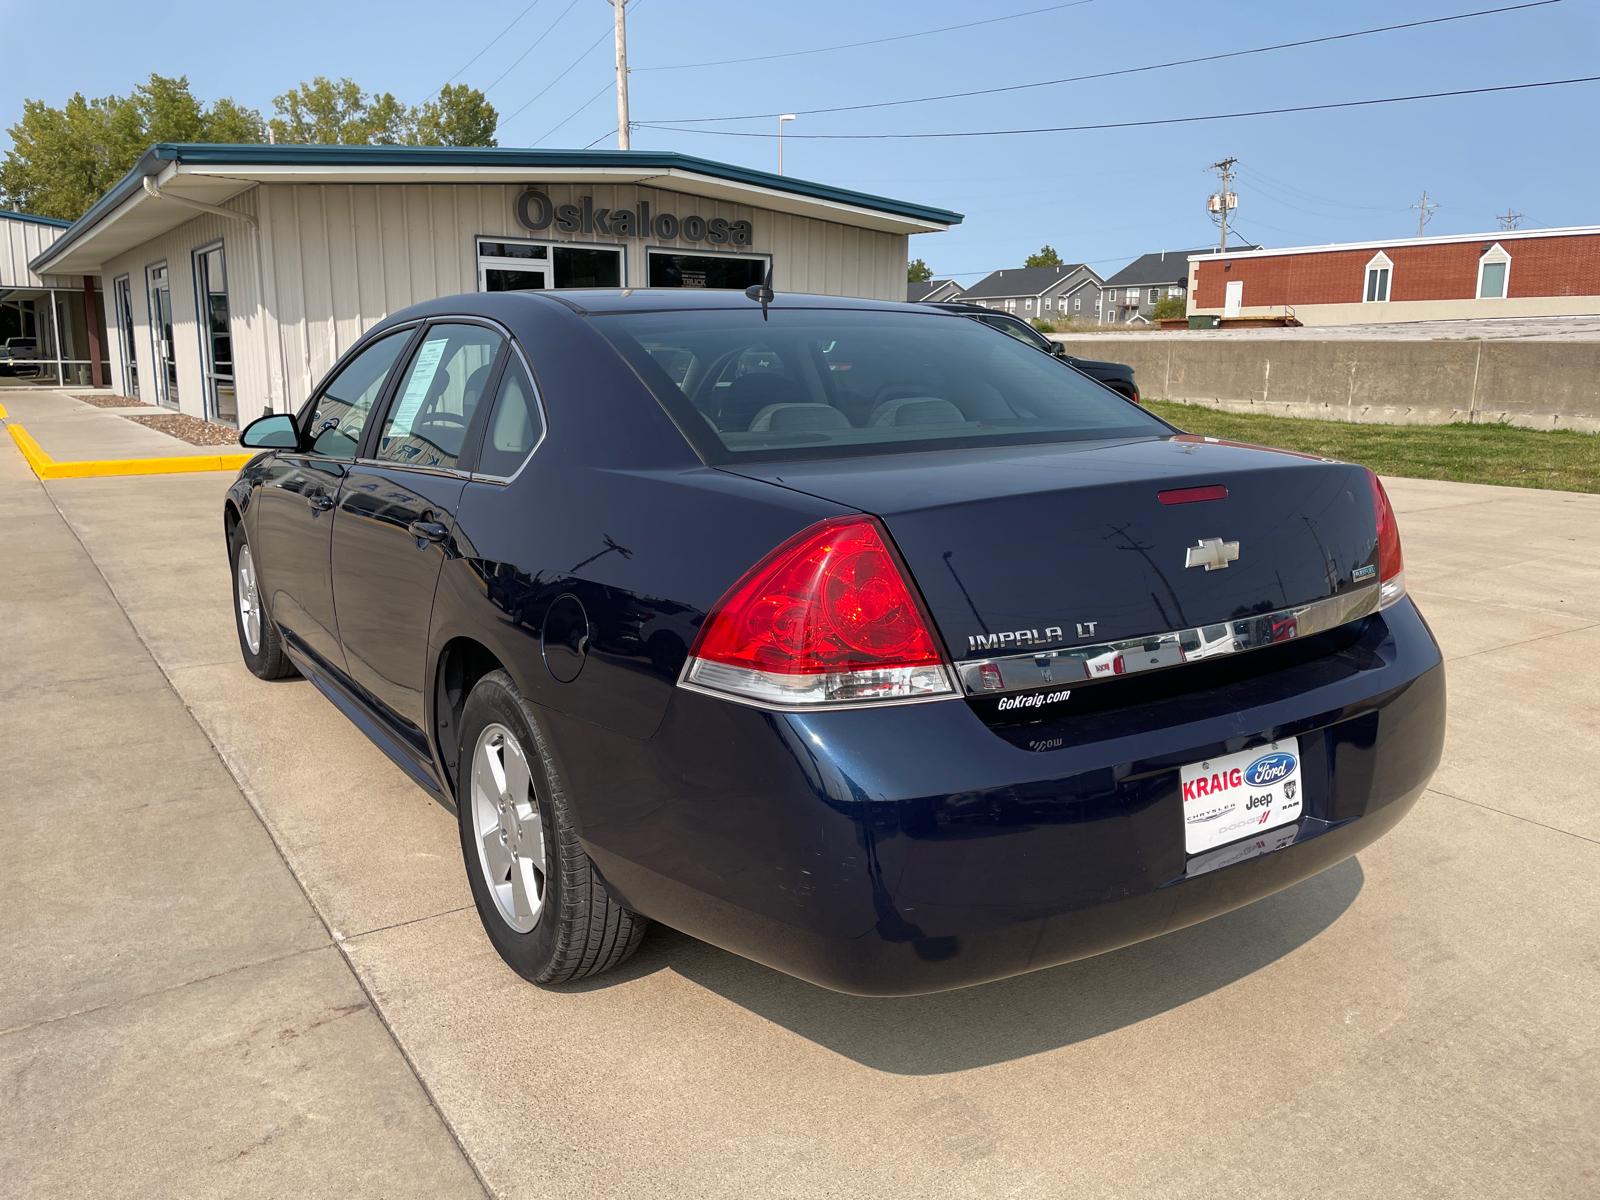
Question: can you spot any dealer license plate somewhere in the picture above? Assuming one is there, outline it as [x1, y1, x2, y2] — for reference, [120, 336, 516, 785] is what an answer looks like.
[1180, 738, 1303, 856]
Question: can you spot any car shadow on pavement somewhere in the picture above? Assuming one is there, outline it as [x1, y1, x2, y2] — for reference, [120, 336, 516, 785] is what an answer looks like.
[582, 856, 1363, 1074]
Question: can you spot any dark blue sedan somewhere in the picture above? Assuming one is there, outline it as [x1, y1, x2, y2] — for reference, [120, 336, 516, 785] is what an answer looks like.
[226, 288, 1444, 996]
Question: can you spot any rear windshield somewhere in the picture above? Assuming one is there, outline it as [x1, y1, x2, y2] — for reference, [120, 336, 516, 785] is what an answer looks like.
[594, 307, 1168, 464]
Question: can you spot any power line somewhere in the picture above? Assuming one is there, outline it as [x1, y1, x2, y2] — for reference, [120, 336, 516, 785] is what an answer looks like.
[535, 81, 615, 146]
[632, 0, 1096, 72]
[503, 22, 614, 130]
[636, 76, 1600, 141]
[482, 0, 585, 98]
[650, 0, 1565, 124]
[1235, 165, 1400, 212]
[427, 0, 548, 102]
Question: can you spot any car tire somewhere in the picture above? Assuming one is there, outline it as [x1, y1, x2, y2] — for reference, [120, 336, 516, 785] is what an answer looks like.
[457, 669, 649, 985]
[230, 525, 297, 680]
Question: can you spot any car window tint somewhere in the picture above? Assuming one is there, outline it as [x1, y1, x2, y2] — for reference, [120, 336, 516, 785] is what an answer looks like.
[307, 330, 412, 458]
[980, 313, 1052, 352]
[595, 308, 1167, 464]
[375, 323, 504, 470]
[476, 357, 544, 478]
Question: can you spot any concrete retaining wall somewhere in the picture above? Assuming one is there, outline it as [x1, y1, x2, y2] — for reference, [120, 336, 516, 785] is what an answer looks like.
[1052, 336, 1600, 432]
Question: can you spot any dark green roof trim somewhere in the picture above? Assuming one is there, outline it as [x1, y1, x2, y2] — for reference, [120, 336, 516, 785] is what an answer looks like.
[2, 208, 71, 229]
[32, 143, 962, 272]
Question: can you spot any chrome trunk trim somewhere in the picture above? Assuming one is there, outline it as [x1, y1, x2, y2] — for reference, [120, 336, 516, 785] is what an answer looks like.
[954, 582, 1390, 699]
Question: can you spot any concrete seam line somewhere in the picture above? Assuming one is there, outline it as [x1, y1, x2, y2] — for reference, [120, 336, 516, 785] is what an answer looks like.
[1425, 788, 1600, 847]
[32, 476, 496, 1200]
[7, 425, 252, 479]
[1436, 618, 1600, 665]
[0, 945, 331, 1039]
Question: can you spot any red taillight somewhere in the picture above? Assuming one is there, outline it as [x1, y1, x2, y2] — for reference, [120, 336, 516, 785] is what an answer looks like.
[685, 516, 954, 707]
[1367, 469, 1406, 608]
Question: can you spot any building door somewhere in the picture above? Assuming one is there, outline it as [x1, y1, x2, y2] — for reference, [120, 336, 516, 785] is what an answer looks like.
[146, 264, 180, 408]
[114, 277, 139, 399]
[1223, 279, 1243, 318]
[195, 245, 237, 424]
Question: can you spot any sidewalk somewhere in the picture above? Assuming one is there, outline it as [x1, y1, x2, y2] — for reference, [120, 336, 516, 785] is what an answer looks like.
[1, 389, 224, 461]
[0, 431, 484, 1197]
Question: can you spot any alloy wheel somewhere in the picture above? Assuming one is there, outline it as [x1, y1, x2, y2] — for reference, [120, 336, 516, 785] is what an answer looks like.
[470, 723, 547, 933]
[237, 543, 262, 655]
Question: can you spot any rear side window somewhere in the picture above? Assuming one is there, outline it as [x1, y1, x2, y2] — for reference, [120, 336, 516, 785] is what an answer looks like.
[594, 308, 1167, 465]
[307, 329, 412, 458]
[375, 323, 504, 470]
[476, 357, 544, 478]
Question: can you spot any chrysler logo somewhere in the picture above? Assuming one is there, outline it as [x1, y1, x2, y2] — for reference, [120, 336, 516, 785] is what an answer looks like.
[1185, 537, 1240, 571]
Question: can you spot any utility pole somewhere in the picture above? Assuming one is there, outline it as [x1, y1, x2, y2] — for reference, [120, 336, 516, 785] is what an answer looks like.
[1496, 209, 1524, 231]
[610, 0, 630, 150]
[1411, 190, 1439, 237]
[1207, 158, 1238, 253]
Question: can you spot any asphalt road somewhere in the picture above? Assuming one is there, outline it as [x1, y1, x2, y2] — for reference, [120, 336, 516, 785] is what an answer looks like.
[4, 411, 1596, 1198]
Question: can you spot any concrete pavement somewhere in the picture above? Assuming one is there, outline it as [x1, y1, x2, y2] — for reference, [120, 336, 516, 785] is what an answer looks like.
[4, 388, 1597, 1197]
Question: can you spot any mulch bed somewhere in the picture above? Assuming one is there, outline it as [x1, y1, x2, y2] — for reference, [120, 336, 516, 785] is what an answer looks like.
[124, 412, 241, 446]
[75, 393, 150, 409]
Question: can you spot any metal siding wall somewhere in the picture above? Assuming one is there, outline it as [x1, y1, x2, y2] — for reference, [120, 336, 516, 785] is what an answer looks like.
[0, 218, 67, 288]
[94, 190, 263, 415]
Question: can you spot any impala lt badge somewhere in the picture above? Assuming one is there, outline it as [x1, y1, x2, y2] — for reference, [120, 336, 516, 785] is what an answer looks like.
[1185, 537, 1240, 571]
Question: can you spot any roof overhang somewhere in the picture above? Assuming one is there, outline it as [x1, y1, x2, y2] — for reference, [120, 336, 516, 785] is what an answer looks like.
[32, 144, 963, 275]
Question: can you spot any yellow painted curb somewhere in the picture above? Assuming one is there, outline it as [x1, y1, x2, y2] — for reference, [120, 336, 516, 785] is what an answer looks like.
[0, 401, 9, 420]
[7, 424, 251, 480]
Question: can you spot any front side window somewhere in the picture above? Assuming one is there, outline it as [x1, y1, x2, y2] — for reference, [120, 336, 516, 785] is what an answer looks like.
[306, 330, 413, 458]
[476, 357, 545, 477]
[596, 307, 1168, 465]
[376, 323, 504, 470]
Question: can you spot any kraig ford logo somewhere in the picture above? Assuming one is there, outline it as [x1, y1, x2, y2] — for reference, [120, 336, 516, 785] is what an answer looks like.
[1244, 751, 1296, 787]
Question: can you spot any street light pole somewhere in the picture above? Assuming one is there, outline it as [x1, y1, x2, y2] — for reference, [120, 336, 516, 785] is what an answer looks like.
[611, 0, 630, 150]
[778, 114, 795, 174]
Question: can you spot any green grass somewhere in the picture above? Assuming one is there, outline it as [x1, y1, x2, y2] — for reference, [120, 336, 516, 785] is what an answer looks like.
[1144, 400, 1600, 494]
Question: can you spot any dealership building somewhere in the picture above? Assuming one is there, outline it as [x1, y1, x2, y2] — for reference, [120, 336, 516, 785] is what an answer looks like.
[20, 144, 960, 427]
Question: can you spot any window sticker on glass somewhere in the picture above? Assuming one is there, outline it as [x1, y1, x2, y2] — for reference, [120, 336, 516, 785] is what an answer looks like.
[387, 337, 449, 439]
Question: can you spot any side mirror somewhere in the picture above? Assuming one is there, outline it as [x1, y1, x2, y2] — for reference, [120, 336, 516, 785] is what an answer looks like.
[239, 413, 299, 450]
[1050, 341, 1069, 357]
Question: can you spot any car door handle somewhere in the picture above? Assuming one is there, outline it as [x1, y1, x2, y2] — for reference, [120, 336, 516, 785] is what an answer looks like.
[409, 520, 448, 543]
[308, 493, 335, 511]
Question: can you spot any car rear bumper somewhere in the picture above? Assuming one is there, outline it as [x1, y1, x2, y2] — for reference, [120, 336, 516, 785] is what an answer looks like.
[564, 598, 1445, 996]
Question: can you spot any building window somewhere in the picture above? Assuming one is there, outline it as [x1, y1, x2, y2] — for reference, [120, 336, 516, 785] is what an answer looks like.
[1074, 297, 1082, 312]
[113, 275, 138, 400]
[1126, 287, 1139, 303]
[1006, 299, 1016, 311]
[1364, 252, 1393, 303]
[1149, 287, 1160, 305]
[193, 243, 236, 425]
[1025, 298, 1033, 310]
[1168, 286, 1184, 298]
[1044, 298, 1052, 310]
[1477, 243, 1511, 299]
[647, 250, 769, 290]
[476, 236, 623, 291]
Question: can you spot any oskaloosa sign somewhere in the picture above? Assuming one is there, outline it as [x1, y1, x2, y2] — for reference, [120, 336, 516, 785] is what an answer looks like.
[516, 190, 753, 246]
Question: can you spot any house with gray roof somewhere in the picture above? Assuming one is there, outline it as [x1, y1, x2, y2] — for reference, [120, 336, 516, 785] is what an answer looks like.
[907, 278, 964, 302]
[959, 263, 1104, 325]
[1102, 245, 1259, 323]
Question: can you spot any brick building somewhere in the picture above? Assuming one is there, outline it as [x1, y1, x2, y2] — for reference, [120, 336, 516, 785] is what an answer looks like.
[1187, 226, 1600, 326]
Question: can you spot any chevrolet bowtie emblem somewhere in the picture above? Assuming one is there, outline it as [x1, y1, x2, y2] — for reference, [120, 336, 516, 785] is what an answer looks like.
[1185, 537, 1240, 571]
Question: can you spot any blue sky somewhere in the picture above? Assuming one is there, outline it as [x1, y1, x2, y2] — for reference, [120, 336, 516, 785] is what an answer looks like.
[3, 0, 1595, 280]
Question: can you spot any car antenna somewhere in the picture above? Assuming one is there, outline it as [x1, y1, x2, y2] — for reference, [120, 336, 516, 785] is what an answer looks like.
[745, 264, 774, 320]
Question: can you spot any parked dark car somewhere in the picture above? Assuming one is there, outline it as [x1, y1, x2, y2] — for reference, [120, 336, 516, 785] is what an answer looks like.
[928, 301, 1140, 402]
[226, 289, 1443, 996]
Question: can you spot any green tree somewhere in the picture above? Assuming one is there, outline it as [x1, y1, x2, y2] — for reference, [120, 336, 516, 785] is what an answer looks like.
[1151, 295, 1187, 321]
[269, 78, 498, 147]
[1024, 245, 1063, 268]
[412, 84, 498, 147]
[270, 77, 399, 145]
[0, 74, 262, 220]
[907, 257, 933, 282]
